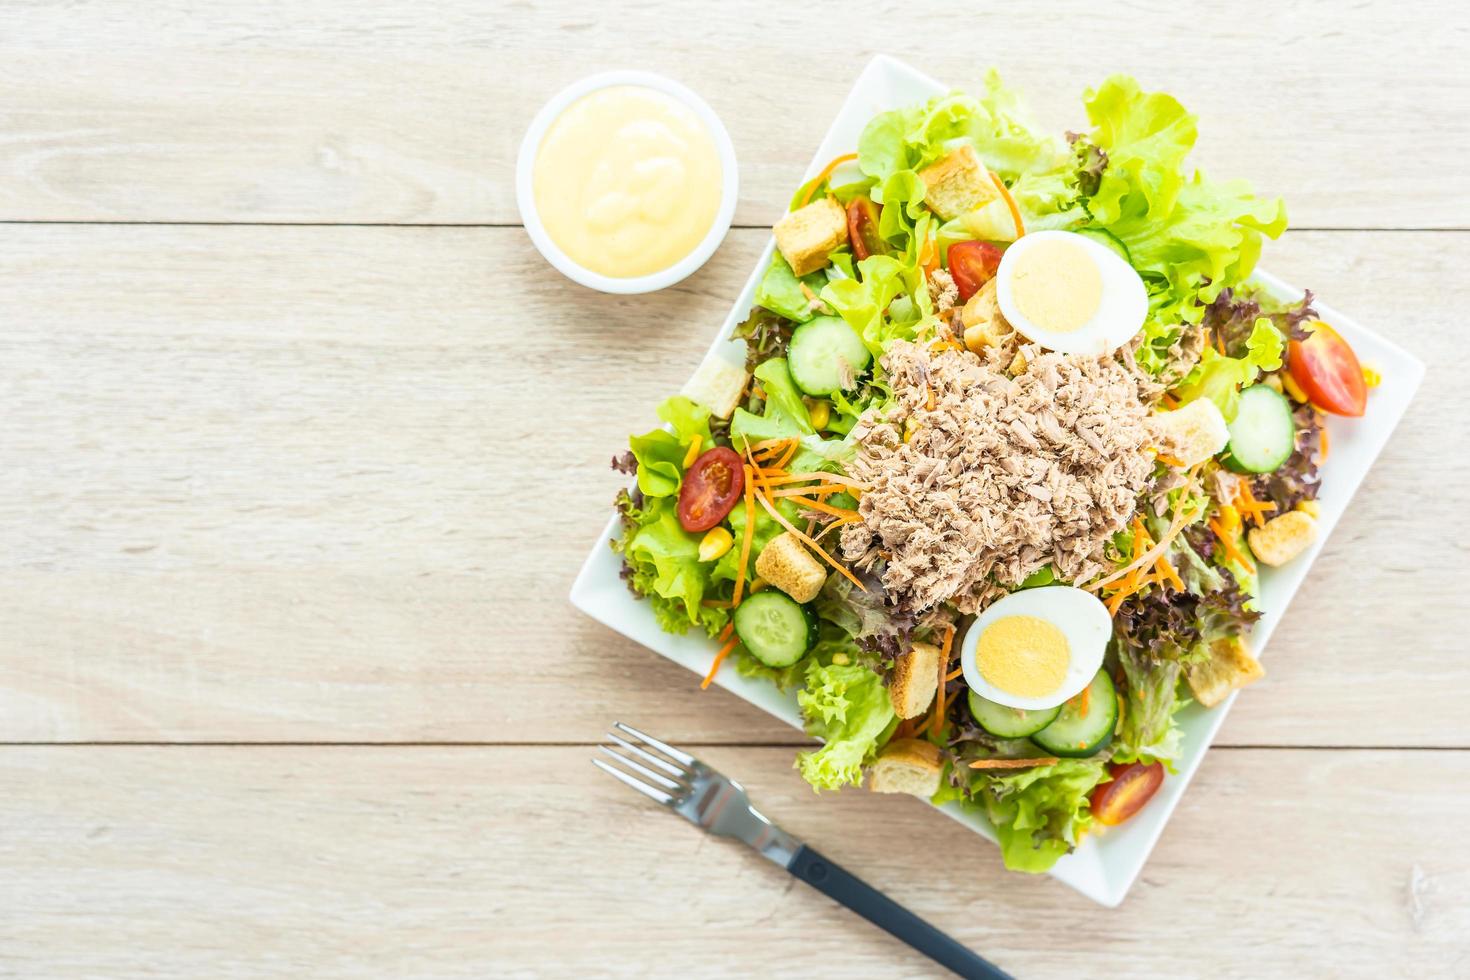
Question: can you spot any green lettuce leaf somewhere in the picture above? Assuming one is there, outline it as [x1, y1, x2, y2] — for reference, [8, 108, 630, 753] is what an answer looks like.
[612, 491, 727, 638]
[1113, 646, 1188, 770]
[967, 758, 1110, 873]
[1174, 318, 1285, 419]
[730, 358, 814, 444]
[754, 253, 825, 323]
[795, 661, 897, 791]
[820, 254, 928, 360]
[627, 396, 713, 497]
[1078, 76, 1287, 375]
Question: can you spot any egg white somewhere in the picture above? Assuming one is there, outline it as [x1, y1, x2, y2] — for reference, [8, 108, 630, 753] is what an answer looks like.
[995, 229, 1148, 356]
[958, 585, 1113, 710]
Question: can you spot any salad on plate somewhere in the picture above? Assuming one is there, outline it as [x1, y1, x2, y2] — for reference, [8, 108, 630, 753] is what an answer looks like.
[606, 72, 1378, 874]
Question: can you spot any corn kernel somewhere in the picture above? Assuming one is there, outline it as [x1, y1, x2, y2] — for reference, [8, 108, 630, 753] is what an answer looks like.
[681, 434, 703, 469]
[1263, 373, 1284, 393]
[804, 398, 831, 431]
[1362, 364, 1382, 389]
[831, 652, 850, 666]
[1281, 372, 1310, 403]
[1295, 499, 1321, 519]
[903, 418, 919, 443]
[1008, 351, 1028, 376]
[698, 526, 733, 562]
[1218, 504, 1241, 536]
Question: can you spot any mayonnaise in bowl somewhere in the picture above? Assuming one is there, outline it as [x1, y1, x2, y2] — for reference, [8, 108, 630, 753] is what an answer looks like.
[516, 72, 739, 293]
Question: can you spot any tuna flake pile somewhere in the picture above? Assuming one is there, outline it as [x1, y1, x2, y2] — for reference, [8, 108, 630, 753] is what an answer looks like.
[839, 338, 1158, 614]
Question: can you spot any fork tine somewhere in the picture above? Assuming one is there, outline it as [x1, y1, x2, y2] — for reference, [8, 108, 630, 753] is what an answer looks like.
[592, 758, 675, 806]
[595, 745, 689, 793]
[614, 721, 696, 766]
[606, 732, 691, 779]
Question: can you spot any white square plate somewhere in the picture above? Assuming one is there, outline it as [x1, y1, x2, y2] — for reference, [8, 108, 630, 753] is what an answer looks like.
[570, 55, 1425, 906]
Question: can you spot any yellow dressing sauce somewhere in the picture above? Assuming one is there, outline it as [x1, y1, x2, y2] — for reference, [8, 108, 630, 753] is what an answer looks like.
[976, 615, 1071, 698]
[1011, 239, 1102, 333]
[532, 85, 722, 278]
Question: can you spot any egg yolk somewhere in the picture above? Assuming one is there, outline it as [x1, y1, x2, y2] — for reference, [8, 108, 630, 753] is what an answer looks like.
[976, 615, 1071, 698]
[1010, 239, 1102, 334]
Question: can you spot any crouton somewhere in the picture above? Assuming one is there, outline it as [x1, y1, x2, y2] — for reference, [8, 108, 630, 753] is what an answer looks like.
[1185, 635, 1265, 708]
[1247, 510, 1317, 566]
[889, 641, 941, 719]
[754, 531, 826, 603]
[680, 358, 748, 420]
[773, 197, 848, 277]
[1151, 398, 1230, 468]
[869, 738, 943, 798]
[961, 278, 1011, 353]
[917, 145, 998, 220]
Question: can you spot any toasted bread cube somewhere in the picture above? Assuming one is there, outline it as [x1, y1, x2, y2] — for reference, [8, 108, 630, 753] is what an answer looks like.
[869, 738, 943, 798]
[754, 531, 826, 603]
[1247, 510, 1317, 567]
[773, 197, 848, 277]
[680, 358, 748, 420]
[961, 278, 1011, 353]
[917, 145, 998, 220]
[889, 640, 940, 719]
[1185, 635, 1266, 708]
[1152, 398, 1230, 468]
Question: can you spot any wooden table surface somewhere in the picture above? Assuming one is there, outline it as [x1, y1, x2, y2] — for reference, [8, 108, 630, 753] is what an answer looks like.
[3, 2, 1468, 977]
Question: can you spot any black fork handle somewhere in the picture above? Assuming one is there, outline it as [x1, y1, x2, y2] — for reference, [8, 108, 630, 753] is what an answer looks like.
[786, 845, 1012, 979]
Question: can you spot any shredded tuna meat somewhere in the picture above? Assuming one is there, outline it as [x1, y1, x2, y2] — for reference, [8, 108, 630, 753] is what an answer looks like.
[841, 339, 1156, 614]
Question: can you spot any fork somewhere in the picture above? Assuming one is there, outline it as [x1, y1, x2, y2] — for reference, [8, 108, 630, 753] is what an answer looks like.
[593, 722, 1012, 980]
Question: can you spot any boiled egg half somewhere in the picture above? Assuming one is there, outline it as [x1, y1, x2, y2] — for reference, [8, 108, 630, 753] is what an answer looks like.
[995, 229, 1148, 356]
[959, 585, 1112, 710]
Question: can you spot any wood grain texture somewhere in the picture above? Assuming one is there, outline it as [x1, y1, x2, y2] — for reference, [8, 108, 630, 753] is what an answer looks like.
[2, 225, 1465, 744]
[0, 0, 1467, 227]
[0, 745, 1464, 978]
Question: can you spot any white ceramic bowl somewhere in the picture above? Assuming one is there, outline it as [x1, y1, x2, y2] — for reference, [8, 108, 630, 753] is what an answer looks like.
[515, 70, 740, 294]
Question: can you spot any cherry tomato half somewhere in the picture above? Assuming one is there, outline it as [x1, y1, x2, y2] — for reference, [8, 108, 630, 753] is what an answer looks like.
[847, 198, 885, 261]
[1090, 761, 1165, 826]
[677, 447, 744, 533]
[1287, 321, 1367, 417]
[947, 240, 1003, 302]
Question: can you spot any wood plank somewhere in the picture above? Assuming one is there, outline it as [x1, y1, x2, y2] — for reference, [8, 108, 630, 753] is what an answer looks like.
[0, 1, 1466, 226]
[1, 226, 1463, 744]
[0, 745, 1464, 977]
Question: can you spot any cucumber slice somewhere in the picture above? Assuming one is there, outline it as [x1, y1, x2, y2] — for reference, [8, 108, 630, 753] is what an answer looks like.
[1222, 384, 1296, 474]
[787, 315, 872, 397]
[732, 591, 815, 668]
[1030, 670, 1117, 758]
[968, 690, 1061, 738]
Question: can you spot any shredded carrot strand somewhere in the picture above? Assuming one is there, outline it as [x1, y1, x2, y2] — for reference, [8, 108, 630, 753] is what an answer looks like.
[700, 637, 739, 690]
[1154, 555, 1184, 592]
[1319, 426, 1330, 462]
[749, 437, 798, 455]
[920, 232, 939, 277]
[1215, 329, 1227, 356]
[769, 484, 849, 498]
[1089, 477, 1205, 594]
[930, 624, 956, 741]
[796, 152, 858, 208]
[944, 667, 963, 682]
[731, 466, 757, 607]
[1159, 391, 1180, 409]
[788, 498, 859, 521]
[1154, 452, 1186, 467]
[1208, 517, 1255, 570]
[989, 171, 1025, 238]
[969, 757, 1059, 770]
[773, 439, 801, 471]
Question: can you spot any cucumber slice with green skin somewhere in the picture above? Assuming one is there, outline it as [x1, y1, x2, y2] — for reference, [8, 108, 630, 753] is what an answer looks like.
[732, 591, 815, 668]
[968, 690, 1062, 738]
[1030, 670, 1117, 758]
[1222, 384, 1296, 474]
[787, 315, 872, 397]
